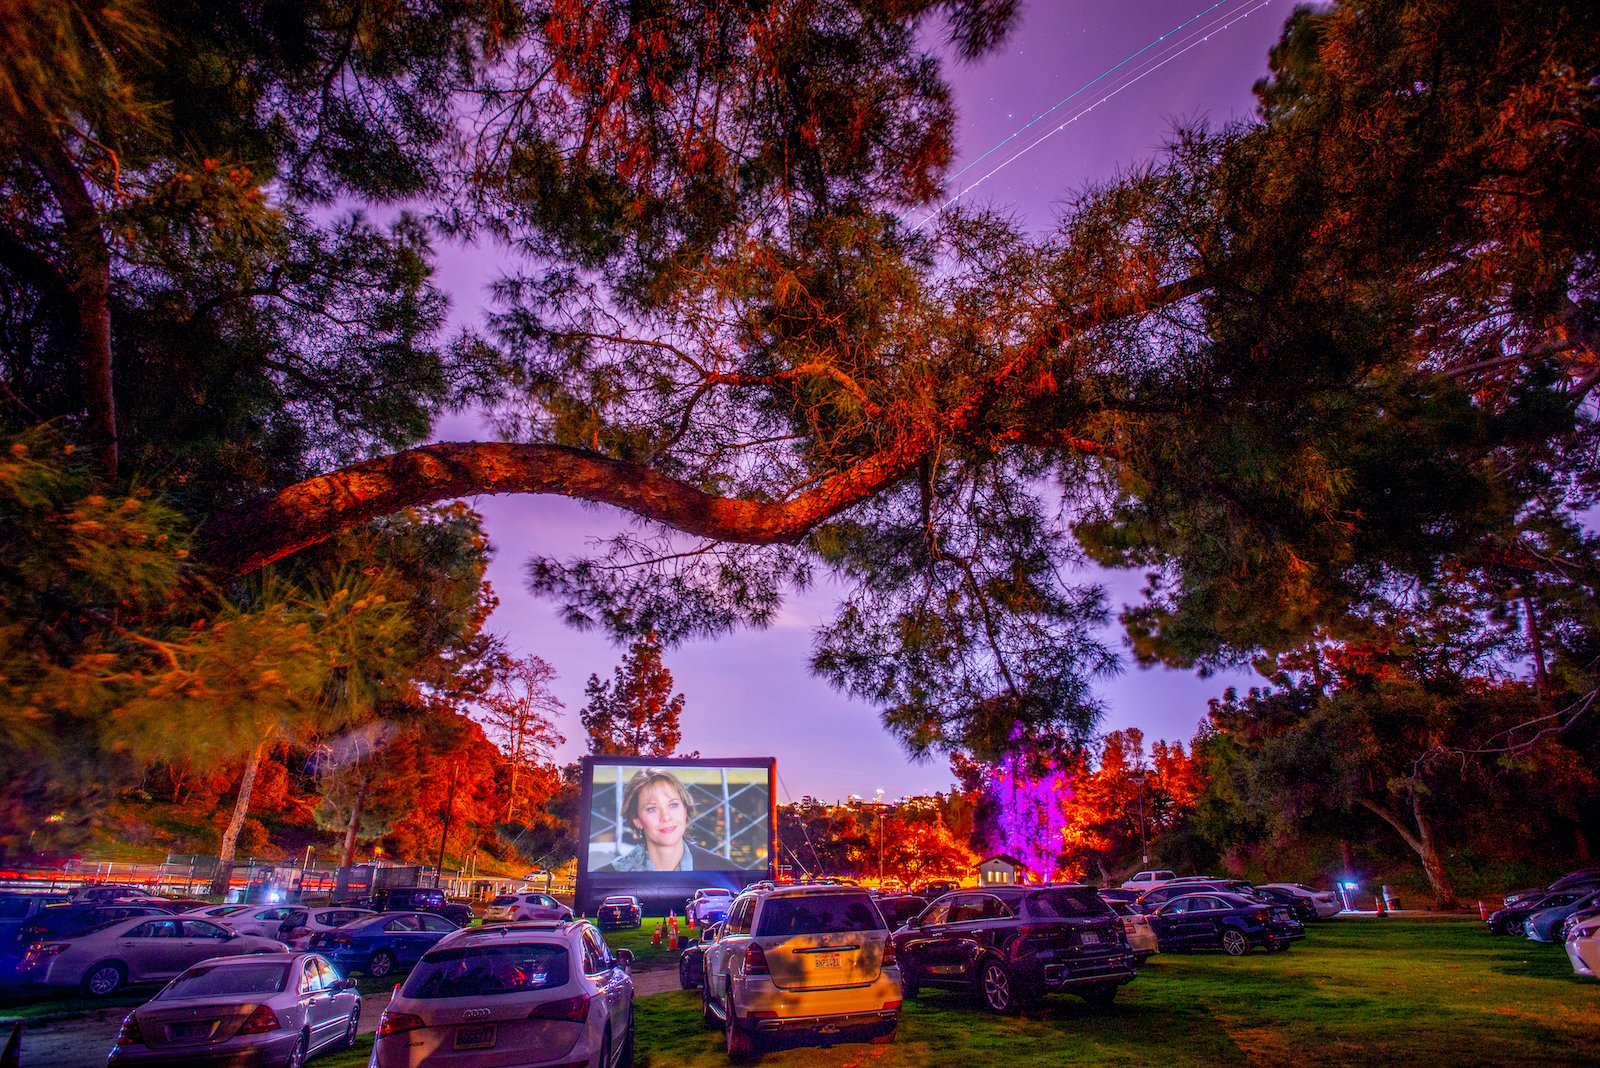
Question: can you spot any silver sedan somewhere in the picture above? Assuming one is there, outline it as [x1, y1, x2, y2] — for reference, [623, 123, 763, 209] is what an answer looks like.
[17, 914, 286, 996]
[107, 952, 360, 1067]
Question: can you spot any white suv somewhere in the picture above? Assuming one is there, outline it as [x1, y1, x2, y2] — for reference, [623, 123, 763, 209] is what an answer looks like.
[1119, 870, 1176, 892]
[701, 884, 901, 1061]
[373, 920, 634, 1067]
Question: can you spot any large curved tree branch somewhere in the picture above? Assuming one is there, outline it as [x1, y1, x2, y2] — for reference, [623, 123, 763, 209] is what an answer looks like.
[203, 275, 1208, 578]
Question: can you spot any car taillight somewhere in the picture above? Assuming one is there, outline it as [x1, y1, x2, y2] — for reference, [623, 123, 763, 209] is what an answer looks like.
[1253, 909, 1270, 922]
[378, 1011, 425, 1037]
[115, 1013, 144, 1046]
[528, 995, 590, 1022]
[239, 1006, 281, 1035]
[882, 938, 896, 966]
[743, 943, 770, 976]
[26, 943, 67, 959]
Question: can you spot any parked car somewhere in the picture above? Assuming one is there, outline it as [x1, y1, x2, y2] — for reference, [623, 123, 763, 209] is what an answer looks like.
[372, 919, 634, 1068]
[687, 888, 735, 927]
[910, 880, 960, 898]
[1500, 869, 1600, 910]
[1104, 900, 1159, 960]
[1523, 889, 1600, 943]
[1486, 890, 1592, 936]
[1567, 914, 1600, 979]
[307, 911, 459, 978]
[0, 892, 69, 951]
[1252, 886, 1318, 924]
[215, 905, 305, 939]
[361, 887, 474, 927]
[483, 892, 573, 925]
[1096, 888, 1140, 905]
[9, 903, 177, 960]
[1119, 870, 1177, 893]
[1136, 880, 1258, 913]
[180, 905, 254, 922]
[871, 894, 927, 931]
[1562, 905, 1600, 945]
[893, 884, 1136, 1012]
[16, 914, 286, 996]
[276, 908, 375, 950]
[680, 922, 720, 990]
[702, 884, 901, 1058]
[68, 884, 152, 904]
[106, 951, 359, 1067]
[1257, 883, 1344, 918]
[1147, 892, 1302, 955]
[596, 896, 643, 930]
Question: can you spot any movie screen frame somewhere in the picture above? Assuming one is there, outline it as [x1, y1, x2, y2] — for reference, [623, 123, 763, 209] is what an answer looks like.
[575, 757, 775, 916]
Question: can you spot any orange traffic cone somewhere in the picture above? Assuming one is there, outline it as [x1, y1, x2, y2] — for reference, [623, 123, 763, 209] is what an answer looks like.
[686, 910, 695, 929]
[1478, 900, 1488, 921]
[1375, 892, 1387, 916]
[669, 927, 679, 950]
[652, 921, 662, 945]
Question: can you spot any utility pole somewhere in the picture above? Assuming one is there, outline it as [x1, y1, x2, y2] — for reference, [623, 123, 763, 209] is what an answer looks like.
[1128, 774, 1150, 865]
[435, 765, 460, 886]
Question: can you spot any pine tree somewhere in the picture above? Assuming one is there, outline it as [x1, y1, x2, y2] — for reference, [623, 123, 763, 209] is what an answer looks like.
[579, 633, 685, 757]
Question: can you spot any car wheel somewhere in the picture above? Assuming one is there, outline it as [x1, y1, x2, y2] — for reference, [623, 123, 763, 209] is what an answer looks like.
[1221, 928, 1250, 956]
[980, 959, 1019, 1014]
[367, 949, 398, 977]
[284, 1031, 308, 1068]
[599, 1031, 611, 1068]
[725, 1004, 756, 1062]
[79, 960, 126, 997]
[679, 954, 696, 990]
[338, 1004, 360, 1049]
[900, 969, 919, 1000]
[1081, 983, 1118, 1006]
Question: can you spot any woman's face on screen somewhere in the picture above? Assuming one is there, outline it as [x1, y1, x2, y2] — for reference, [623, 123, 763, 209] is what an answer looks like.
[632, 782, 687, 850]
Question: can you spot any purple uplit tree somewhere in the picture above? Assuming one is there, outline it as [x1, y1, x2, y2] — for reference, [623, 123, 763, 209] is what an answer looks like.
[986, 738, 1086, 881]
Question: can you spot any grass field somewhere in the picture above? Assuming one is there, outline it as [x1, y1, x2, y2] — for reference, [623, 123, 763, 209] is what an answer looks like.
[28, 917, 1599, 1067]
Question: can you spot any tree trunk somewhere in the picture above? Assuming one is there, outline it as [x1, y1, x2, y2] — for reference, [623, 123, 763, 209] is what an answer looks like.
[1357, 794, 1458, 909]
[340, 773, 370, 869]
[1524, 594, 1550, 700]
[212, 740, 267, 895]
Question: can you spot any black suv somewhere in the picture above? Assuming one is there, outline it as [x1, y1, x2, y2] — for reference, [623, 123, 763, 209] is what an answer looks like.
[362, 887, 473, 926]
[892, 884, 1137, 1012]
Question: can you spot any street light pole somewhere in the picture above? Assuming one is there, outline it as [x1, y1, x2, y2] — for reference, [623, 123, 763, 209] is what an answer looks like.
[1128, 775, 1149, 865]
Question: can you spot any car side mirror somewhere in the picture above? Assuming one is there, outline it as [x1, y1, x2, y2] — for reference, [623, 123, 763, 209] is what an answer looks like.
[614, 948, 634, 970]
[334, 978, 357, 991]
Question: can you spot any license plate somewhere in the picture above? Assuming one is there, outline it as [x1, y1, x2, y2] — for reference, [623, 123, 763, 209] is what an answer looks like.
[1079, 931, 1101, 945]
[454, 1023, 496, 1050]
[813, 954, 841, 968]
[170, 1021, 214, 1041]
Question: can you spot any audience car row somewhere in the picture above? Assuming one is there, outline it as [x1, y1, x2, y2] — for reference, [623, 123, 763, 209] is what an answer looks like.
[1488, 868, 1600, 982]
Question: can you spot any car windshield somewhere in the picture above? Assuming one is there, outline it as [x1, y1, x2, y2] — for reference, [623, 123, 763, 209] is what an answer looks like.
[490, 895, 519, 906]
[403, 944, 570, 999]
[1025, 888, 1108, 918]
[756, 894, 882, 936]
[160, 962, 289, 999]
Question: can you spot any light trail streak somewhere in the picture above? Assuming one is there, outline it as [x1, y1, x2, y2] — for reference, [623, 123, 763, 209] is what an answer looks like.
[909, 0, 1280, 232]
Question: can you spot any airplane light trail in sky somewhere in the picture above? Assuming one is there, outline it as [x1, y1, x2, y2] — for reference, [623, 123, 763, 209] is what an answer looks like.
[909, 0, 1281, 232]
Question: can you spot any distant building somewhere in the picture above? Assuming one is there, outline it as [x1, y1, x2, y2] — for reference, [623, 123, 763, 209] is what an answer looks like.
[977, 854, 1027, 886]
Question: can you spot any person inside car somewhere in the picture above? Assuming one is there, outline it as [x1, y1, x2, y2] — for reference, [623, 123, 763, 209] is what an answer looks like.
[598, 769, 736, 872]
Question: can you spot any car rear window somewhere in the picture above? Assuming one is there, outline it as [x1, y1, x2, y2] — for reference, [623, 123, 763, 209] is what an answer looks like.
[490, 895, 519, 906]
[160, 962, 289, 999]
[0, 899, 32, 919]
[1024, 888, 1110, 918]
[756, 894, 883, 937]
[403, 944, 570, 999]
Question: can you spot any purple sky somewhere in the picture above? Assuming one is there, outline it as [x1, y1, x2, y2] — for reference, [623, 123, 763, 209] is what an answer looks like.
[433, 1, 1292, 803]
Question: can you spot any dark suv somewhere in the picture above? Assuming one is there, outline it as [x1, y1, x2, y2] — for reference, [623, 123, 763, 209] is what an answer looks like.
[892, 884, 1137, 1012]
[362, 887, 473, 926]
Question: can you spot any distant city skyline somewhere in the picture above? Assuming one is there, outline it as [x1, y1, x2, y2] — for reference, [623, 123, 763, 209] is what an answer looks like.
[434, 1, 1289, 802]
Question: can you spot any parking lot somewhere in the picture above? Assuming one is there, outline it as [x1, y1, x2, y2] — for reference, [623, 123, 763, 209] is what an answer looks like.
[6, 916, 1594, 1067]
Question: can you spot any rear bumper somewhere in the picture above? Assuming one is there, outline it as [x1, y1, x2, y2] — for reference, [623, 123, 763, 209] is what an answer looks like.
[746, 1008, 897, 1039]
[1036, 954, 1138, 991]
[107, 1030, 300, 1067]
[732, 971, 902, 1034]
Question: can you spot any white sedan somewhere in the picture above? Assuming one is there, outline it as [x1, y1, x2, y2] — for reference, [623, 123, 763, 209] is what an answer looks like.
[16, 914, 286, 996]
[215, 904, 302, 938]
[372, 920, 634, 1067]
[1568, 915, 1600, 978]
[1258, 883, 1344, 918]
[277, 906, 375, 949]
